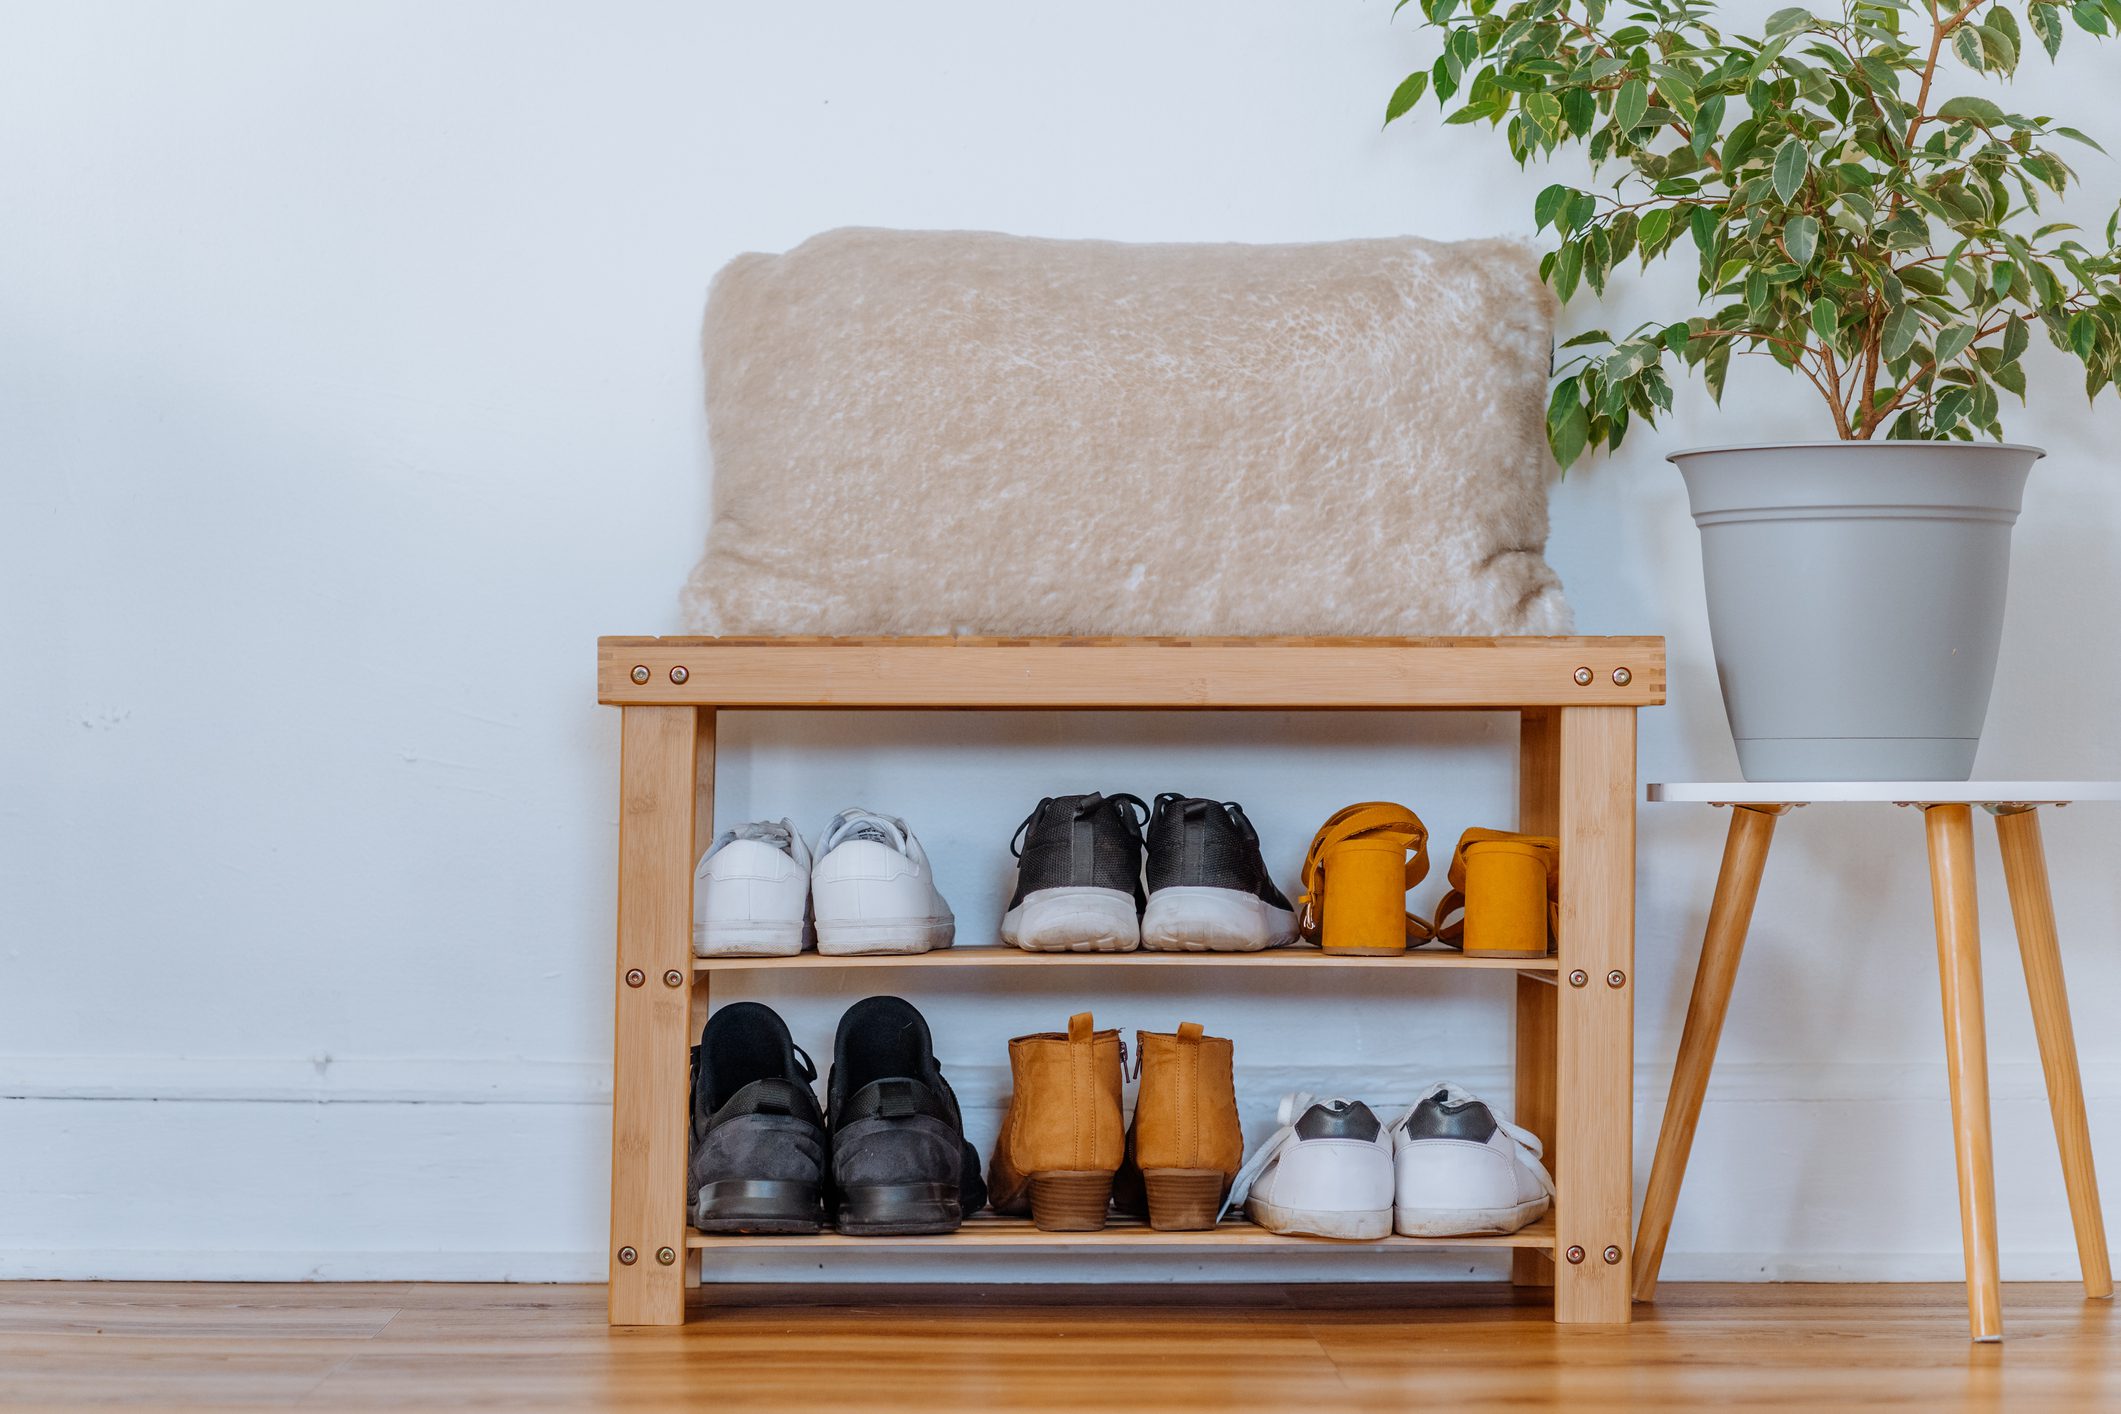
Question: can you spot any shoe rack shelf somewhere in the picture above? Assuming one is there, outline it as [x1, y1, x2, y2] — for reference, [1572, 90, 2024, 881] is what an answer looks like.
[688, 1213, 1559, 1250]
[598, 635, 1663, 1327]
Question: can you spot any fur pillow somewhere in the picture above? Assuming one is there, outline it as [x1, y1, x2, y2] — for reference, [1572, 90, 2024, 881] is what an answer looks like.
[681, 228, 1570, 636]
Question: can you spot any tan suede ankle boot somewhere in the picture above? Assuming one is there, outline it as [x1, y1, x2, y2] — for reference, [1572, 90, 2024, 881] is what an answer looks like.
[1115, 1022, 1243, 1230]
[986, 1012, 1124, 1230]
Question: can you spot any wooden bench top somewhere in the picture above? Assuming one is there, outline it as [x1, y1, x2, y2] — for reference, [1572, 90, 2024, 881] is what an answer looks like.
[597, 635, 1665, 709]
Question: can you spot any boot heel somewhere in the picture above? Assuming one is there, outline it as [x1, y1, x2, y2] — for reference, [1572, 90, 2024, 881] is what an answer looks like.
[1143, 1169, 1227, 1230]
[1027, 1171, 1114, 1231]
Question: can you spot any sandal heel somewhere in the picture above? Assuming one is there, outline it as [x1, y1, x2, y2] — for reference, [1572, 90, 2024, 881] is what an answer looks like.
[1028, 1171, 1115, 1231]
[1143, 1169, 1227, 1230]
[1462, 840, 1553, 957]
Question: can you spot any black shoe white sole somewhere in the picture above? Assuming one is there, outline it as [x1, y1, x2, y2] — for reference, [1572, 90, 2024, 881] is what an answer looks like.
[1140, 886, 1297, 952]
[1000, 887, 1141, 952]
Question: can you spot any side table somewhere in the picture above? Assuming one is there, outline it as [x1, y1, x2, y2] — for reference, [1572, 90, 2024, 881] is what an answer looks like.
[1634, 781, 2118, 1342]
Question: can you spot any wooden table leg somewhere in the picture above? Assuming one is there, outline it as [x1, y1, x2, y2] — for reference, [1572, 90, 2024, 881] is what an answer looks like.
[1513, 709, 1560, 1289]
[1994, 805, 2113, 1301]
[1924, 802, 2004, 1343]
[1553, 706, 1635, 1325]
[1632, 802, 1785, 1301]
[608, 705, 703, 1326]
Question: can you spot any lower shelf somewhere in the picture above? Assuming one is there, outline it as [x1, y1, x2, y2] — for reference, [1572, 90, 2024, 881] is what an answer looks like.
[689, 1213, 1554, 1251]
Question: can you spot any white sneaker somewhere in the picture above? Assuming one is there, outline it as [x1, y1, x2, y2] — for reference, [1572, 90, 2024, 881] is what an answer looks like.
[810, 808, 956, 956]
[693, 819, 813, 957]
[1388, 1083, 1554, 1236]
[1225, 1093, 1395, 1240]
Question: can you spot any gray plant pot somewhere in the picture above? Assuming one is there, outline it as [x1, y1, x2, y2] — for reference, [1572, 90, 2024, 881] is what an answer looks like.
[1671, 440, 2041, 782]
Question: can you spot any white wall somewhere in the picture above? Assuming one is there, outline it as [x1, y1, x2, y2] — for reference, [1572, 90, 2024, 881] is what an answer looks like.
[4, 0, 2118, 1285]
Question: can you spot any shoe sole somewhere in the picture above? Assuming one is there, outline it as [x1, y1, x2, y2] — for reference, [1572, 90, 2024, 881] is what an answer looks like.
[693, 1179, 824, 1235]
[1395, 1195, 1550, 1237]
[1140, 887, 1297, 952]
[1244, 1196, 1393, 1241]
[1000, 888, 1141, 952]
[814, 918, 955, 956]
[834, 1182, 963, 1236]
[693, 920, 808, 957]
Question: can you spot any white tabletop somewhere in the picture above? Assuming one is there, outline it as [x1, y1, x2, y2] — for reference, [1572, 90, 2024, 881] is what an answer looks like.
[1649, 781, 2121, 805]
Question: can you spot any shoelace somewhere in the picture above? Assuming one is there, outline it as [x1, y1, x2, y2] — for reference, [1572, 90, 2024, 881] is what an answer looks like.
[1386, 1083, 1556, 1199]
[819, 807, 912, 856]
[708, 818, 797, 858]
[1219, 1090, 1352, 1221]
[1007, 792, 1149, 857]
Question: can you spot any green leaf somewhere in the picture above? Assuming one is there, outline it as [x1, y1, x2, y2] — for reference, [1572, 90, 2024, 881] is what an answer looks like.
[1614, 79, 1648, 134]
[2032, 3, 2064, 57]
[1934, 386, 1974, 432]
[1639, 206, 1672, 254]
[1883, 304, 1921, 361]
[1385, 71, 1429, 125]
[2002, 314, 2031, 364]
[1553, 242, 1584, 301]
[1935, 324, 1978, 365]
[2053, 126, 2108, 152]
[1765, 6, 1815, 34]
[1811, 297, 1839, 340]
[1936, 96, 2008, 127]
[1954, 24, 1988, 67]
[2069, 311, 2099, 357]
[1785, 213, 1820, 265]
[1534, 184, 1571, 233]
[1773, 137, 1808, 203]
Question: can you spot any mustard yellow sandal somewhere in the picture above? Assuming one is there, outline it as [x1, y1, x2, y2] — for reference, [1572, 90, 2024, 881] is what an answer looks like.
[1296, 803, 1434, 956]
[1431, 828, 1559, 959]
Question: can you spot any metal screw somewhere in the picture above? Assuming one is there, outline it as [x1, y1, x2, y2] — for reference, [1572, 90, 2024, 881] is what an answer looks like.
[663, 969, 685, 988]
[1607, 969, 1627, 988]
[1565, 1245, 1586, 1264]
[1612, 667, 1632, 687]
[1603, 1245, 1623, 1265]
[669, 665, 689, 684]
[630, 665, 650, 684]
[656, 1247, 676, 1266]
[1572, 666, 1593, 686]
[624, 968, 644, 988]
[1568, 969, 1588, 987]
[617, 1246, 638, 1265]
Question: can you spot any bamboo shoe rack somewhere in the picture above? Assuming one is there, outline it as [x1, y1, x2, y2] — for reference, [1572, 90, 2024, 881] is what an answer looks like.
[597, 635, 1664, 1326]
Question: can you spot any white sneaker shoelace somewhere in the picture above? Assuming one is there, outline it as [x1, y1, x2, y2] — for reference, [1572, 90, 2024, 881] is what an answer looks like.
[818, 807, 913, 857]
[707, 819, 799, 859]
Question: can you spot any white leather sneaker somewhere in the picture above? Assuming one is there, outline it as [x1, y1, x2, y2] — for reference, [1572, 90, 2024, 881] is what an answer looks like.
[810, 808, 956, 956]
[1388, 1083, 1554, 1236]
[693, 819, 813, 957]
[1225, 1093, 1394, 1240]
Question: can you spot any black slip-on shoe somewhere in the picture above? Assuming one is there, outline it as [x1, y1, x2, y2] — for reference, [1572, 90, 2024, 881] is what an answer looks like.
[688, 1001, 829, 1235]
[1139, 794, 1298, 951]
[998, 792, 1150, 952]
[827, 995, 986, 1235]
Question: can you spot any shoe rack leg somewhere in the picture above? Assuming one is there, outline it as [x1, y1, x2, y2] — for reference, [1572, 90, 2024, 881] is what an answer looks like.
[1994, 806, 2112, 1301]
[1512, 708, 1560, 1289]
[1631, 803, 1783, 1301]
[608, 705, 704, 1326]
[1553, 706, 1635, 1325]
[1925, 803, 2003, 1343]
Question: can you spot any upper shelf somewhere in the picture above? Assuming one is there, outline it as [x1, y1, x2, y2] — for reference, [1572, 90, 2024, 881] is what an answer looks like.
[694, 946, 1558, 974]
[597, 635, 1666, 710]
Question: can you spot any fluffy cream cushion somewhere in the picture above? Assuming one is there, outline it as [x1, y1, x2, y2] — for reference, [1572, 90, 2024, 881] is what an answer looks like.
[681, 228, 1570, 636]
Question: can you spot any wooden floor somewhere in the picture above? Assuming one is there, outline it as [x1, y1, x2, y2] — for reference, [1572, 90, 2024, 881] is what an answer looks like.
[1, 1282, 2115, 1412]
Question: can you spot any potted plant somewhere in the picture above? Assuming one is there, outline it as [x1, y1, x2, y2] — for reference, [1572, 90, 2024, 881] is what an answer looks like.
[1388, 0, 2121, 779]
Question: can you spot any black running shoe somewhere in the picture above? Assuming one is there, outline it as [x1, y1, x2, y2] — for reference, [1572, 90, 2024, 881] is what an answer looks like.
[1139, 794, 1297, 952]
[688, 1002, 829, 1234]
[826, 995, 987, 1235]
[999, 792, 1150, 952]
